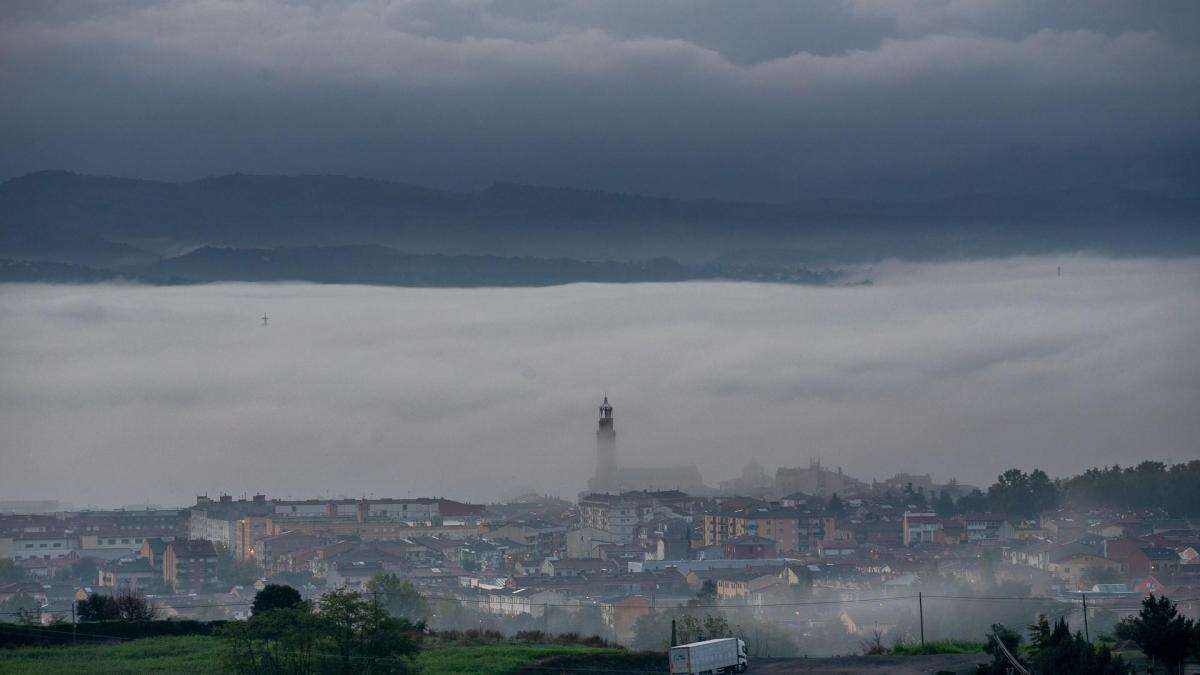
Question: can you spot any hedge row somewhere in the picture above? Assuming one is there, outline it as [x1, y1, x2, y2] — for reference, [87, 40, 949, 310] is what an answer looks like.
[0, 619, 225, 648]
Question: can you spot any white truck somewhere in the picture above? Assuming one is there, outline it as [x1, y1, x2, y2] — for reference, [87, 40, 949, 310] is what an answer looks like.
[668, 637, 749, 674]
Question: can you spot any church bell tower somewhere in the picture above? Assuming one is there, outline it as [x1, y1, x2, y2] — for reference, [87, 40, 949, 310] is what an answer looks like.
[594, 395, 617, 490]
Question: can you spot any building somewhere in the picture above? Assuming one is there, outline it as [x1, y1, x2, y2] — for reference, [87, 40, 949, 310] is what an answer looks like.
[961, 514, 1014, 542]
[566, 526, 618, 559]
[902, 512, 943, 546]
[234, 516, 273, 562]
[723, 534, 778, 559]
[775, 458, 865, 498]
[163, 539, 219, 591]
[703, 504, 822, 553]
[1047, 553, 1124, 590]
[188, 494, 272, 550]
[4, 534, 75, 561]
[79, 534, 157, 560]
[585, 396, 703, 494]
[272, 497, 484, 523]
[579, 491, 692, 545]
[98, 558, 160, 590]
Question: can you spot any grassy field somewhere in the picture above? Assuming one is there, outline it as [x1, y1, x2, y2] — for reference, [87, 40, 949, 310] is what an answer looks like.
[890, 639, 985, 656]
[418, 644, 622, 675]
[0, 635, 621, 674]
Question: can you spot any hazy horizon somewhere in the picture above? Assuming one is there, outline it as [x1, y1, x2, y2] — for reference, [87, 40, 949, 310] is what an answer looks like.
[3, 255, 1197, 508]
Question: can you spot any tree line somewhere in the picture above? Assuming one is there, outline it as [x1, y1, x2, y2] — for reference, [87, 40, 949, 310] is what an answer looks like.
[923, 460, 1200, 520]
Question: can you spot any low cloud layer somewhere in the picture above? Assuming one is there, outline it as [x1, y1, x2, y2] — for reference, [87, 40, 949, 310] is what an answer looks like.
[1, 1, 1198, 199]
[1, 256, 1198, 507]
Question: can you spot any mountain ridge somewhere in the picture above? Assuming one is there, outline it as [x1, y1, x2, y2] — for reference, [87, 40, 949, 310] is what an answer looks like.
[2, 170, 1197, 275]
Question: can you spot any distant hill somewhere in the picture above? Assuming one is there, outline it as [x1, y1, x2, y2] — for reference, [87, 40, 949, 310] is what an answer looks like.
[1, 245, 841, 287]
[1, 171, 1197, 280]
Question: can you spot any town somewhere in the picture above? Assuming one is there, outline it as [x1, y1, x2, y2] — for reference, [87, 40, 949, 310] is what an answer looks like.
[2, 398, 1198, 662]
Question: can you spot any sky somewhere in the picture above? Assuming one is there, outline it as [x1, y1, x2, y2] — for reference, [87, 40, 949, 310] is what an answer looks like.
[2, 0, 1199, 200]
[2, 256, 1197, 508]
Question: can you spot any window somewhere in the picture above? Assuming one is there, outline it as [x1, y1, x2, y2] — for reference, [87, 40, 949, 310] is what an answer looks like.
[53, 543, 61, 548]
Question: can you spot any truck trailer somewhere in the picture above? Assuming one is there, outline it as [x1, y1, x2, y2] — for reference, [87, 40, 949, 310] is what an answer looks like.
[668, 637, 748, 674]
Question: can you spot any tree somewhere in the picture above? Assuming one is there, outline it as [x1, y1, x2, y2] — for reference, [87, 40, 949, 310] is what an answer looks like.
[0, 559, 26, 583]
[319, 588, 423, 673]
[1116, 594, 1193, 673]
[690, 580, 718, 606]
[932, 490, 956, 517]
[1026, 469, 1059, 516]
[955, 489, 989, 514]
[0, 592, 40, 625]
[76, 592, 120, 622]
[114, 590, 159, 621]
[978, 623, 1025, 675]
[365, 573, 430, 625]
[1026, 615, 1128, 675]
[827, 493, 846, 518]
[222, 588, 422, 674]
[76, 591, 157, 622]
[252, 583, 304, 616]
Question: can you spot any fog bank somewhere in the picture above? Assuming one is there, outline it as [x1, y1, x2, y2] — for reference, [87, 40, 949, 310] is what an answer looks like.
[1, 256, 1197, 507]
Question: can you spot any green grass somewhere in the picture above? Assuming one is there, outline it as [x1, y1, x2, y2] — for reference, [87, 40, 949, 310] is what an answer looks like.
[417, 644, 622, 675]
[0, 635, 620, 674]
[890, 639, 986, 656]
[0, 635, 221, 674]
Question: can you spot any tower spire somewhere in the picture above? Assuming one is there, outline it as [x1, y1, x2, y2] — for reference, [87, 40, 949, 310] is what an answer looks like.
[592, 394, 617, 492]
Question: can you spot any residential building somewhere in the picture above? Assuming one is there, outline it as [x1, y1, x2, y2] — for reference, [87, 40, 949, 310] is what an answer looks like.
[163, 539, 219, 591]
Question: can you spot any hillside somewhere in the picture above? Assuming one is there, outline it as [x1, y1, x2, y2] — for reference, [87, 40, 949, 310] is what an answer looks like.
[2, 172, 1197, 274]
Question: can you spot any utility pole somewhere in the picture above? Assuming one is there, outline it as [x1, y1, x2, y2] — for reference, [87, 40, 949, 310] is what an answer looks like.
[671, 618, 677, 647]
[71, 601, 77, 644]
[543, 603, 549, 635]
[1081, 593, 1090, 644]
[918, 592, 925, 647]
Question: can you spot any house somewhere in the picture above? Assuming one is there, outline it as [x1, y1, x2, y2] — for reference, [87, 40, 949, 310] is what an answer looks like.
[723, 535, 778, 560]
[712, 567, 797, 600]
[1047, 554, 1124, 590]
[79, 534, 154, 560]
[961, 514, 1014, 542]
[163, 539, 219, 591]
[565, 526, 618, 559]
[599, 595, 653, 643]
[1134, 548, 1183, 578]
[1133, 576, 1166, 595]
[539, 558, 612, 577]
[902, 513, 942, 546]
[138, 538, 168, 567]
[98, 558, 160, 590]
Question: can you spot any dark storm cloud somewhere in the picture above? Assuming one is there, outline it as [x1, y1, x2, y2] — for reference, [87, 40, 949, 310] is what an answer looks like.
[0, 1, 1198, 199]
[1, 257, 1198, 508]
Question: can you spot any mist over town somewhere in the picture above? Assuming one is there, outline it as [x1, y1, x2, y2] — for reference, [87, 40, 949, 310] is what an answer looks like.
[2, 1, 1199, 673]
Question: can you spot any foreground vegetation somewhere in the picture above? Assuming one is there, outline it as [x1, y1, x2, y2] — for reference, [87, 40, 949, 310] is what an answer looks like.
[0, 636, 619, 674]
[0, 635, 219, 674]
[889, 638, 984, 656]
